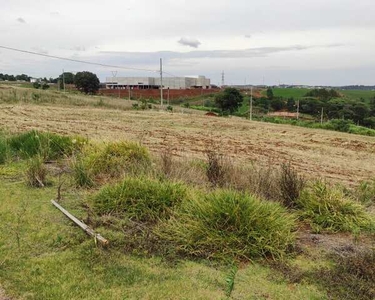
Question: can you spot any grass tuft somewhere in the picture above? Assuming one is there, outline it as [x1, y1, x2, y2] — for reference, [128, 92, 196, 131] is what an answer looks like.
[0, 133, 10, 164]
[91, 177, 188, 222]
[158, 189, 296, 261]
[25, 155, 47, 187]
[297, 181, 375, 233]
[279, 163, 305, 208]
[87, 142, 150, 179]
[355, 179, 375, 206]
[315, 250, 375, 300]
[9, 130, 82, 160]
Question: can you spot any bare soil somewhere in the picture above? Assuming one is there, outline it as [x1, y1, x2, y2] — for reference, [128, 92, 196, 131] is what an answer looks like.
[1, 103, 375, 185]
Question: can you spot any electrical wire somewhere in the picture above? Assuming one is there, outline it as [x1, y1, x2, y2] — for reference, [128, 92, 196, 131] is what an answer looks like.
[0, 45, 159, 73]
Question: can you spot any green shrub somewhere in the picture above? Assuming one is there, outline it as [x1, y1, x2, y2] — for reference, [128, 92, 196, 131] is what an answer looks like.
[0, 134, 9, 164]
[71, 155, 94, 188]
[278, 163, 305, 208]
[25, 155, 47, 187]
[91, 177, 188, 222]
[158, 190, 296, 260]
[355, 179, 375, 206]
[87, 141, 150, 179]
[9, 130, 81, 160]
[315, 250, 375, 300]
[297, 181, 375, 233]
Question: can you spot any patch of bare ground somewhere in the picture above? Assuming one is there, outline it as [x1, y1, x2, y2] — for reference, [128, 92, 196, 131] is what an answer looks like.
[1, 103, 375, 185]
[297, 228, 375, 255]
[0, 287, 10, 300]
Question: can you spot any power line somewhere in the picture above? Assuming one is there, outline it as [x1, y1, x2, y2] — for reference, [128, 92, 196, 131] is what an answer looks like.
[0, 45, 159, 73]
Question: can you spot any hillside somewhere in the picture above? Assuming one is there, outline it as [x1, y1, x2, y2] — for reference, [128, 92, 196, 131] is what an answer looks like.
[1, 88, 375, 185]
[1, 87, 375, 300]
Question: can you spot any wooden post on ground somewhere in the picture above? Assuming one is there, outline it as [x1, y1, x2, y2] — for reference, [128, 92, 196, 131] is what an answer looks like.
[51, 200, 109, 246]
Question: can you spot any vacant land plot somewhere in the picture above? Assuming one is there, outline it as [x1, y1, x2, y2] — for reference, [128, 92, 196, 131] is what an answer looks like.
[0, 103, 375, 185]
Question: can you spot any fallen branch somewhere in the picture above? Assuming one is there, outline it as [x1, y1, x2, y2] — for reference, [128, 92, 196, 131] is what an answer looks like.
[51, 200, 109, 246]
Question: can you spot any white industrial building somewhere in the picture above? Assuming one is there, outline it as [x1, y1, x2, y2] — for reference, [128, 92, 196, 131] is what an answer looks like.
[105, 75, 211, 90]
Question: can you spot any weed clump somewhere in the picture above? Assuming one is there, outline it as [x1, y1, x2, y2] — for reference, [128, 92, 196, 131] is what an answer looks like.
[0, 134, 9, 164]
[158, 190, 296, 261]
[86, 142, 151, 179]
[297, 181, 375, 233]
[71, 155, 94, 188]
[91, 177, 188, 222]
[279, 163, 305, 207]
[315, 250, 375, 300]
[25, 155, 47, 187]
[9, 130, 82, 160]
[355, 179, 375, 206]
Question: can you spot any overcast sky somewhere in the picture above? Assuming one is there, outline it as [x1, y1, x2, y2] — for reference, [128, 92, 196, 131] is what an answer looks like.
[1, 0, 375, 85]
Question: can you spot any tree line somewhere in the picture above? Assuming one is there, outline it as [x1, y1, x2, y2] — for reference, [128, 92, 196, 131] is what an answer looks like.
[213, 88, 375, 129]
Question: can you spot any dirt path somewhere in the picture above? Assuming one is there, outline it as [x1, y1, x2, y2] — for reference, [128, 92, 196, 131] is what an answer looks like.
[1, 104, 375, 185]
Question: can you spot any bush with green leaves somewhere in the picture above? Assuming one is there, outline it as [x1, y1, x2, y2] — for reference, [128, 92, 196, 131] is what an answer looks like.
[91, 177, 188, 222]
[355, 179, 375, 206]
[0, 134, 9, 164]
[158, 190, 296, 260]
[88, 141, 150, 178]
[297, 181, 375, 233]
[25, 155, 47, 187]
[9, 130, 82, 160]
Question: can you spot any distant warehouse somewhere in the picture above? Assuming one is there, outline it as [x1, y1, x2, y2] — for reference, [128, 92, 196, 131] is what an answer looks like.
[105, 75, 211, 90]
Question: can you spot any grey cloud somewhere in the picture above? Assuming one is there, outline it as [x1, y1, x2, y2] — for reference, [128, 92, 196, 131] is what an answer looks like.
[16, 17, 26, 23]
[178, 37, 201, 48]
[100, 44, 344, 64]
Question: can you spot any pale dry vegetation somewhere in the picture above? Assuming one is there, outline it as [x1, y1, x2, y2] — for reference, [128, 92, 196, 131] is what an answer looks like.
[1, 86, 375, 186]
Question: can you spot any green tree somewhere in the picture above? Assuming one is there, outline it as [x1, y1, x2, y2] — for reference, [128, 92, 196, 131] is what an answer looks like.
[266, 88, 274, 100]
[33, 82, 41, 89]
[369, 97, 375, 116]
[214, 88, 243, 113]
[270, 98, 285, 111]
[74, 71, 100, 94]
[286, 98, 295, 112]
[59, 72, 75, 84]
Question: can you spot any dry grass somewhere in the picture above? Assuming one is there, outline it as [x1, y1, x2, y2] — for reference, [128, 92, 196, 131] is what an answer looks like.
[1, 87, 375, 185]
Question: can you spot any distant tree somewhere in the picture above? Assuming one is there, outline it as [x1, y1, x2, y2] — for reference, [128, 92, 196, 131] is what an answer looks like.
[305, 88, 340, 101]
[286, 98, 295, 112]
[15, 74, 30, 82]
[363, 117, 375, 129]
[369, 97, 375, 116]
[214, 88, 244, 113]
[42, 83, 50, 90]
[74, 71, 100, 94]
[266, 88, 274, 100]
[270, 98, 285, 111]
[33, 82, 41, 89]
[352, 102, 370, 124]
[59, 72, 75, 84]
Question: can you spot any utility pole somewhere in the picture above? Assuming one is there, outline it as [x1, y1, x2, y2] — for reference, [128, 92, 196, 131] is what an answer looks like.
[62, 69, 66, 93]
[160, 58, 163, 107]
[249, 86, 253, 121]
[221, 71, 225, 87]
[321, 107, 324, 124]
[111, 71, 120, 98]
